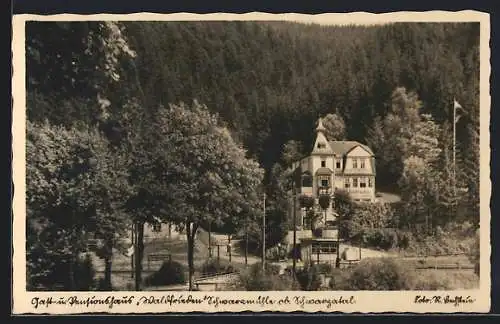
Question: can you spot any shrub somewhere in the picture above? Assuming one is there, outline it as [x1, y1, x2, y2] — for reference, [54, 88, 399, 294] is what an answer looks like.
[296, 265, 322, 291]
[315, 262, 333, 274]
[73, 253, 97, 291]
[265, 263, 283, 276]
[144, 260, 186, 286]
[396, 231, 414, 250]
[200, 258, 235, 276]
[361, 228, 399, 250]
[28, 252, 98, 291]
[345, 258, 415, 290]
[469, 229, 480, 276]
[328, 268, 353, 290]
[343, 202, 394, 241]
[239, 263, 297, 291]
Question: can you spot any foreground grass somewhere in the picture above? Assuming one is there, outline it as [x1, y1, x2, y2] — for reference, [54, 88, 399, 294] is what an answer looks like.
[412, 269, 479, 290]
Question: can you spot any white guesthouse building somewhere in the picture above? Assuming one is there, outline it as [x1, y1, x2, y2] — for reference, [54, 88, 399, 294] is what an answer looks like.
[284, 118, 376, 264]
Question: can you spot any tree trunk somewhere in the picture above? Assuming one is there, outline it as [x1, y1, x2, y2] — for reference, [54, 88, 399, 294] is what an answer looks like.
[245, 229, 248, 265]
[427, 206, 432, 235]
[103, 237, 114, 290]
[134, 221, 145, 291]
[104, 256, 113, 291]
[228, 235, 232, 263]
[186, 222, 198, 291]
[68, 255, 76, 290]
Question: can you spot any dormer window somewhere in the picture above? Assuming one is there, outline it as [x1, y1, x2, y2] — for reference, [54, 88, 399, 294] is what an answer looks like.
[317, 142, 326, 149]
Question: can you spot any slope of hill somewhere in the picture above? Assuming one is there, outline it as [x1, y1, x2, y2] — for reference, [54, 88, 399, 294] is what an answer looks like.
[27, 21, 480, 187]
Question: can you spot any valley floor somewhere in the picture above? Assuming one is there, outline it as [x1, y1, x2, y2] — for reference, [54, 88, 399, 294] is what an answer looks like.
[91, 228, 477, 291]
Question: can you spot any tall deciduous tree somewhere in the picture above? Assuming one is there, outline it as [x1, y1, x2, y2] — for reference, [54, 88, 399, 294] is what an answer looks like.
[321, 113, 346, 141]
[26, 120, 131, 290]
[132, 101, 264, 290]
[398, 114, 442, 231]
[281, 140, 304, 166]
[26, 21, 137, 126]
[366, 87, 424, 190]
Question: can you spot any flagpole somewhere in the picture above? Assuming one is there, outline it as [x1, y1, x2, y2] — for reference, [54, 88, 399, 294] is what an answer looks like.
[453, 98, 459, 214]
[262, 193, 266, 271]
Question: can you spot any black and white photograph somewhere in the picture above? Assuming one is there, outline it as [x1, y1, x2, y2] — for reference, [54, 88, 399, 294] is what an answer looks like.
[12, 11, 491, 313]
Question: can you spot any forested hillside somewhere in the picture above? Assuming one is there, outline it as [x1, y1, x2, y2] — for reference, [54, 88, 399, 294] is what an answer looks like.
[27, 21, 479, 186]
[128, 21, 479, 182]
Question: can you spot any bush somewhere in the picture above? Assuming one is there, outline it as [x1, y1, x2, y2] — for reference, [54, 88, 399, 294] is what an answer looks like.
[326, 257, 479, 291]
[144, 260, 186, 286]
[315, 262, 333, 274]
[296, 265, 322, 291]
[396, 222, 478, 257]
[73, 254, 97, 290]
[238, 263, 297, 291]
[469, 229, 480, 276]
[345, 258, 415, 290]
[360, 228, 399, 250]
[200, 258, 235, 276]
[328, 268, 353, 290]
[27, 252, 98, 291]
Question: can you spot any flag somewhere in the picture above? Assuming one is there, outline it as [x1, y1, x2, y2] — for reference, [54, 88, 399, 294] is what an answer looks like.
[454, 99, 464, 123]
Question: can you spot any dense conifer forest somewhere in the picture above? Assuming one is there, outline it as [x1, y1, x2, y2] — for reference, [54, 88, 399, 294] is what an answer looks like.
[27, 21, 480, 187]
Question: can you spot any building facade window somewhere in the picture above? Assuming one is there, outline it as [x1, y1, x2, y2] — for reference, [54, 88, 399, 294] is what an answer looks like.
[153, 223, 162, 232]
[360, 159, 365, 168]
[336, 161, 341, 169]
[344, 178, 350, 188]
[353, 178, 358, 188]
[360, 177, 367, 188]
[368, 177, 373, 187]
[321, 160, 326, 167]
[353, 159, 358, 168]
[302, 173, 313, 187]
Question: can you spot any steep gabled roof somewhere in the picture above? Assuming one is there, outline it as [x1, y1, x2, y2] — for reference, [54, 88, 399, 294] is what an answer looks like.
[328, 141, 374, 156]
